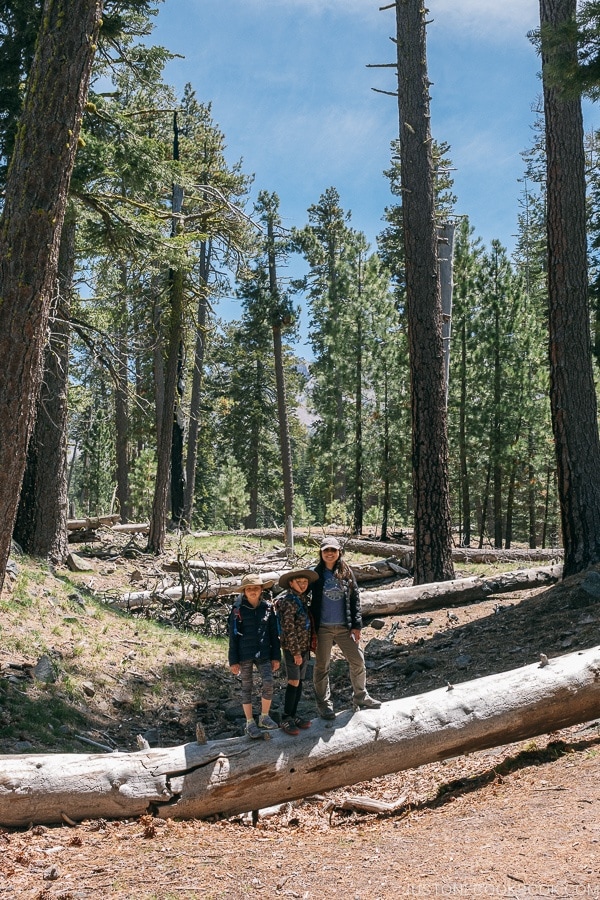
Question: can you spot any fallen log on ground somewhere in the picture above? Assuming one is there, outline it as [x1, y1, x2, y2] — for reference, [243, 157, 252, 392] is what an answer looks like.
[110, 523, 149, 535]
[113, 571, 283, 610]
[67, 515, 121, 530]
[1, 644, 598, 827]
[162, 557, 410, 585]
[360, 564, 563, 616]
[209, 529, 564, 565]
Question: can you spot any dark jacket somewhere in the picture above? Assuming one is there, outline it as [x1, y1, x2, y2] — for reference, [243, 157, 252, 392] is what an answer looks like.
[228, 594, 281, 665]
[310, 560, 362, 632]
[277, 590, 312, 656]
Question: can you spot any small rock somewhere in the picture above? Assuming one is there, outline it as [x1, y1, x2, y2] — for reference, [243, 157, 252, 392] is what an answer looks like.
[407, 617, 433, 627]
[13, 741, 33, 752]
[581, 571, 600, 598]
[142, 728, 160, 747]
[455, 654, 472, 670]
[33, 654, 57, 683]
[66, 552, 93, 573]
[82, 681, 95, 697]
[368, 618, 386, 630]
[43, 865, 60, 881]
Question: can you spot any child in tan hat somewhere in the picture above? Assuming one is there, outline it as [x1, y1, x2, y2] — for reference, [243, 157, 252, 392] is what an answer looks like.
[228, 573, 281, 738]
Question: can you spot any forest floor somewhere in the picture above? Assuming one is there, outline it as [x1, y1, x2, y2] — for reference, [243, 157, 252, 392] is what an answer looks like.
[0, 531, 599, 899]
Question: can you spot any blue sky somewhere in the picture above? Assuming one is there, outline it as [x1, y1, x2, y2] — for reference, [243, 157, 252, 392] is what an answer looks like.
[150, 0, 597, 336]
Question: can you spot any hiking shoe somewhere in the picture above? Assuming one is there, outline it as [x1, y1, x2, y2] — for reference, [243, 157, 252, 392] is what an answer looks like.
[317, 704, 336, 720]
[280, 718, 300, 736]
[293, 716, 311, 729]
[258, 713, 279, 730]
[245, 720, 262, 738]
[353, 695, 382, 711]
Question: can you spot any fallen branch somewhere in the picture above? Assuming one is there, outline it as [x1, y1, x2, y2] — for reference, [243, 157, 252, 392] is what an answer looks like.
[323, 792, 408, 822]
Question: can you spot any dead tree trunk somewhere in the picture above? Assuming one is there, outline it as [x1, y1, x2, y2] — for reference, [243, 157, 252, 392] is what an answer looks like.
[360, 564, 562, 616]
[0, 646, 598, 827]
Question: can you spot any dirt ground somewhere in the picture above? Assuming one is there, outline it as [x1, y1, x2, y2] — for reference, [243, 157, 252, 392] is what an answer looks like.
[1, 538, 600, 898]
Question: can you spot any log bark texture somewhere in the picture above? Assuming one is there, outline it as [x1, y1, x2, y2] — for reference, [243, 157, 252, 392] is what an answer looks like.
[360, 565, 563, 616]
[1, 645, 598, 827]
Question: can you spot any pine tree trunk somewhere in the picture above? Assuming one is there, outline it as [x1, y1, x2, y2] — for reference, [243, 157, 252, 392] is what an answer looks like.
[245, 360, 263, 529]
[148, 266, 184, 554]
[13, 214, 75, 562]
[115, 266, 130, 523]
[183, 241, 210, 527]
[540, 0, 600, 577]
[493, 300, 503, 548]
[353, 313, 363, 535]
[266, 214, 294, 531]
[0, 0, 102, 588]
[395, 0, 455, 584]
[459, 318, 471, 546]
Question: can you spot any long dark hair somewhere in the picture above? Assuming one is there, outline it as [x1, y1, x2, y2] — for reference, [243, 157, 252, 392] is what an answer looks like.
[317, 549, 353, 581]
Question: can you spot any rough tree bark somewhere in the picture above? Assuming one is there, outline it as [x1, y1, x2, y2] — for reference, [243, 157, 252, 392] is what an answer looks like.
[267, 214, 295, 543]
[0, 0, 103, 589]
[395, 0, 455, 584]
[0, 646, 598, 827]
[183, 241, 210, 528]
[13, 213, 75, 563]
[540, 0, 600, 576]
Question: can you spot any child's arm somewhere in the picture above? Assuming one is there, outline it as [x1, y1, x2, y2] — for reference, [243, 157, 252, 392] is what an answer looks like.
[269, 605, 281, 669]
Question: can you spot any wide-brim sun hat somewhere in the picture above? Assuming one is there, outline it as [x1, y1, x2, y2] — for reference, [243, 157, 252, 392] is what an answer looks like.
[278, 568, 319, 591]
[239, 572, 275, 590]
[320, 536, 342, 551]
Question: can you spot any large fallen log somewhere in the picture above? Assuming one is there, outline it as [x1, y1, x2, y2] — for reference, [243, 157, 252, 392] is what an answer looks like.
[1, 644, 598, 827]
[161, 557, 410, 585]
[360, 564, 563, 616]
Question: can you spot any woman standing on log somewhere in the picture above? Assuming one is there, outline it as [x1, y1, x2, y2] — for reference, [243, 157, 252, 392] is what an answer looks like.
[311, 536, 381, 719]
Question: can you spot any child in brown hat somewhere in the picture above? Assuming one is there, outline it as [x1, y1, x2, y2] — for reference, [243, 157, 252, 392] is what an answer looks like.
[276, 568, 318, 735]
[228, 573, 281, 738]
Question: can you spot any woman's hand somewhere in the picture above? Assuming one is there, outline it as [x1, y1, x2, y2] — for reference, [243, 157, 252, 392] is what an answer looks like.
[271, 659, 281, 672]
[293, 653, 302, 665]
[230, 663, 240, 676]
